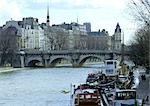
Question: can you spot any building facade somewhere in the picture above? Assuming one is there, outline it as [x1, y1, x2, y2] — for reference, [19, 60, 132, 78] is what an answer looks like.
[111, 23, 122, 51]
[2, 18, 46, 51]
[1, 16, 122, 51]
[87, 29, 111, 50]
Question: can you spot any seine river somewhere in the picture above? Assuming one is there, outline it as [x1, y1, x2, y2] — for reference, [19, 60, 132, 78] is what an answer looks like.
[0, 64, 102, 106]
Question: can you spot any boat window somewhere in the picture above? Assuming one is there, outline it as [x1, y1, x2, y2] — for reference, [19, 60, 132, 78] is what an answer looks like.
[106, 69, 114, 74]
[116, 91, 136, 100]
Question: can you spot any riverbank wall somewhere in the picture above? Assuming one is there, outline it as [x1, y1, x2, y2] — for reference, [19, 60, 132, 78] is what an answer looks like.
[0, 67, 27, 73]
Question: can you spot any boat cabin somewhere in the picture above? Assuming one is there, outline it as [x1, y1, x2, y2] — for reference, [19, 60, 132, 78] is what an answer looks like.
[73, 87, 101, 106]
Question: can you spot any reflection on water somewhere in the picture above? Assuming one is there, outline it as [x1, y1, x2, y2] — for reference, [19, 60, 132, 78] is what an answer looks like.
[0, 66, 100, 106]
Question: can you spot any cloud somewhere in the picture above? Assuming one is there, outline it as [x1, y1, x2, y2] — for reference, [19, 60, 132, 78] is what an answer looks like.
[25, 0, 128, 10]
[0, 0, 27, 22]
[0, 0, 129, 20]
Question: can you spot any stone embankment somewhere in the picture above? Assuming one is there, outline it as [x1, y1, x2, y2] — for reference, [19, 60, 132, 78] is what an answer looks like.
[0, 67, 27, 73]
[137, 72, 150, 106]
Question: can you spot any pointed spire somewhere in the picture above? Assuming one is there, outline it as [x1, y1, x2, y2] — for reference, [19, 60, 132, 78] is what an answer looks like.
[115, 22, 121, 33]
[116, 22, 120, 27]
[46, 3, 50, 26]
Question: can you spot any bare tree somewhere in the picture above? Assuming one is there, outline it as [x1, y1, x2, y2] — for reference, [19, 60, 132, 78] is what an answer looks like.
[54, 28, 68, 50]
[44, 27, 56, 50]
[0, 27, 19, 66]
[73, 34, 80, 50]
[129, 0, 150, 25]
[129, 25, 149, 70]
[128, 0, 150, 72]
[45, 26, 68, 50]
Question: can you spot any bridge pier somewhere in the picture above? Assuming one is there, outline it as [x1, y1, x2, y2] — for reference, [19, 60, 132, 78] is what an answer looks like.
[20, 55, 25, 68]
[72, 63, 80, 68]
[43, 59, 48, 67]
[48, 64, 56, 68]
[20, 51, 25, 68]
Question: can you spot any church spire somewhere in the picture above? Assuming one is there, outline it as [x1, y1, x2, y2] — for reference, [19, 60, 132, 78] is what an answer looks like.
[115, 22, 121, 33]
[46, 3, 50, 26]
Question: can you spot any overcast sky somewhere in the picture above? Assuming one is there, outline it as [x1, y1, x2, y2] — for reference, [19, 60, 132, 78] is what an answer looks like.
[0, 0, 138, 44]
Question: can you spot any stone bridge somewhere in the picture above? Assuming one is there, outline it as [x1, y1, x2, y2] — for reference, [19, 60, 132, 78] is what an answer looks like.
[13, 50, 128, 68]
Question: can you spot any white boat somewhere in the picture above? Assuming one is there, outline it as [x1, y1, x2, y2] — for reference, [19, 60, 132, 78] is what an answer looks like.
[103, 60, 119, 76]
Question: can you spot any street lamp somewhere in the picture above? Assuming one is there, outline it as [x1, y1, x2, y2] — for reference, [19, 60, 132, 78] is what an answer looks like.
[121, 29, 124, 64]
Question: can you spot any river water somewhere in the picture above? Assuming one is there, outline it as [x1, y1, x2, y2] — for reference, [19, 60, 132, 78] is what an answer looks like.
[0, 65, 101, 106]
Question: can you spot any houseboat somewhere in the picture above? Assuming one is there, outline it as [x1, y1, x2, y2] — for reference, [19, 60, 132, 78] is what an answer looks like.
[108, 89, 137, 106]
[72, 84, 102, 106]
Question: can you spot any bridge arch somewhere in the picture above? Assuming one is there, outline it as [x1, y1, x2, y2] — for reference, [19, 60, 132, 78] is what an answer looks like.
[79, 55, 105, 67]
[28, 60, 42, 67]
[25, 57, 43, 67]
[49, 56, 72, 67]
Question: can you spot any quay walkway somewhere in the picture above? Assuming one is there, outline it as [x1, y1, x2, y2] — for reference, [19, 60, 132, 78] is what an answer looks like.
[136, 74, 150, 106]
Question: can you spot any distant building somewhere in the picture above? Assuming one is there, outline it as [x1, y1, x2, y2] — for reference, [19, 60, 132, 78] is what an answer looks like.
[2, 18, 46, 51]
[88, 29, 109, 36]
[3, 20, 22, 36]
[21, 17, 39, 28]
[19, 17, 44, 50]
[83, 22, 91, 32]
[52, 22, 87, 36]
[87, 29, 111, 50]
[51, 22, 88, 50]
[2, 20, 22, 49]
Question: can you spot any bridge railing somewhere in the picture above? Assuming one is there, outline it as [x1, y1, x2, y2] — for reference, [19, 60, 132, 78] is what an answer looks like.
[21, 49, 122, 54]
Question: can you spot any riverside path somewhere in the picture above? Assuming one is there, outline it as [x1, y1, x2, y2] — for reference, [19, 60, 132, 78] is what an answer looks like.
[136, 74, 150, 106]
